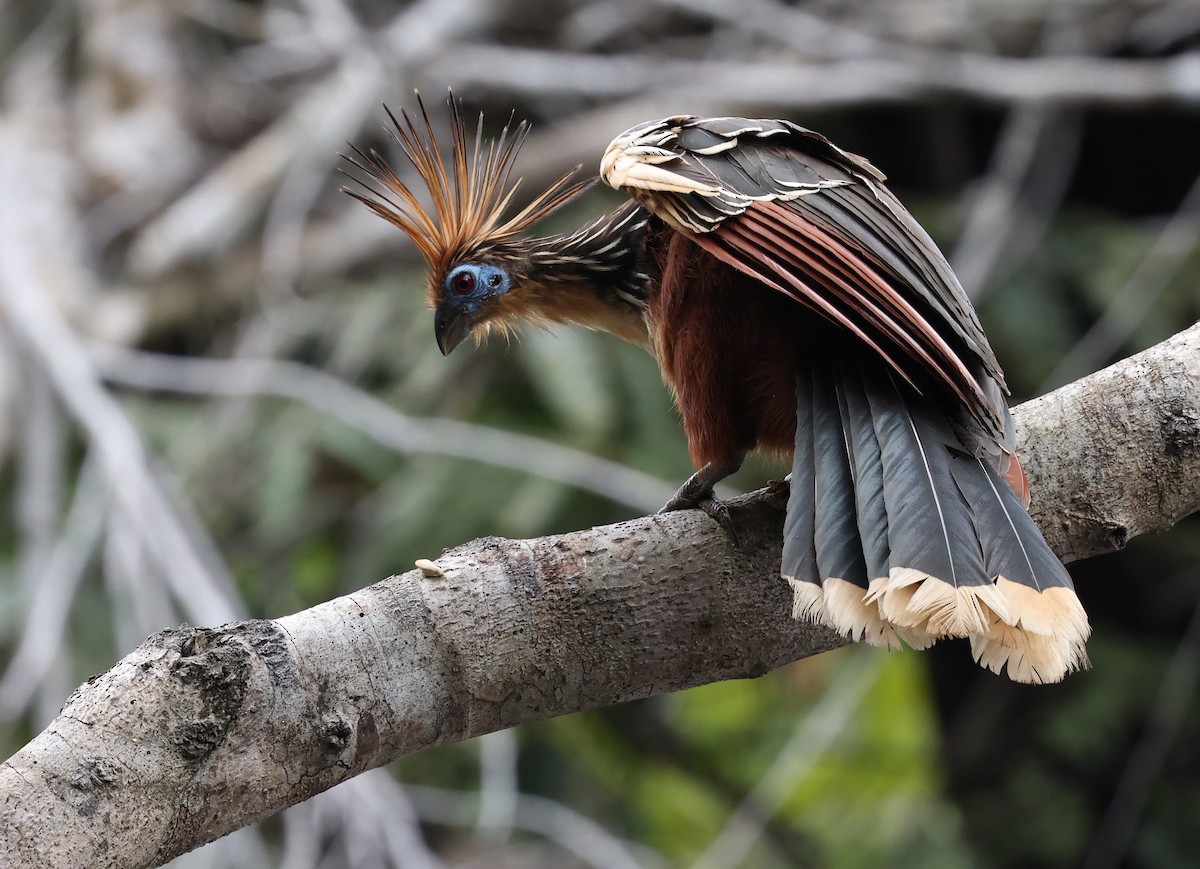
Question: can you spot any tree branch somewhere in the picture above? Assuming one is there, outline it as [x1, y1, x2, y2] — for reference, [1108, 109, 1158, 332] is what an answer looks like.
[1017, 322, 1200, 561]
[2, 323, 1198, 868]
[425, 47, 1200, 107]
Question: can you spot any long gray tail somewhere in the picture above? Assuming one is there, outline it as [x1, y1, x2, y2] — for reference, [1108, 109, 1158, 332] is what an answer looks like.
[782, 355, 1090, 683]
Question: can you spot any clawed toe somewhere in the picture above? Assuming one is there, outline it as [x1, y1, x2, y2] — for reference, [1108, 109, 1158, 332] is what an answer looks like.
[658, 455, 746, 546]
[659, 493, 740, 546]
[696, 496, 739, 545]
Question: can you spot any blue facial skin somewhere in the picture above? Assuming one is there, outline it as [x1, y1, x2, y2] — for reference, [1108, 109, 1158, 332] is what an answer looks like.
[434, 263, 511, 356]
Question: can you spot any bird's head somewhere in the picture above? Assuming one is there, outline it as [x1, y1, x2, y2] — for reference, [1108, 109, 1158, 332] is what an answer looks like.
[431, 260, 512, 355]
[343, 93, 590, 355]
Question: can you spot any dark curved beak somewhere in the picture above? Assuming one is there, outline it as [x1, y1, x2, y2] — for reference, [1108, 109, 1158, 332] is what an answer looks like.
[434, 304, 473, 356]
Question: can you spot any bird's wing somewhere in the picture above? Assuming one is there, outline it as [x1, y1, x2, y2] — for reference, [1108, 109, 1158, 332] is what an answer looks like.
[601, 116, 1007, 439]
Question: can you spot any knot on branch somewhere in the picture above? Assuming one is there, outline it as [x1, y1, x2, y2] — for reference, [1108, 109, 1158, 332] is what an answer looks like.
[169, 627, 251, 761]
[65, 756, 122, 819]
[1162, 402, 1200, 457]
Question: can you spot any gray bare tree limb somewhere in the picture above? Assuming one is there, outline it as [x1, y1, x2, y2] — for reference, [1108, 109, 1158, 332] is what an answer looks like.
[1, 322, 1198, 868]
[427, 47, 1200, 107]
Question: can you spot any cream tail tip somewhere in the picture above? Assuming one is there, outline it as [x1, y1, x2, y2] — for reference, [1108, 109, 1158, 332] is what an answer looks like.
[971, 582, 1091, 684]
[865, 567, 1012, 638]
[785, 571, 1090, 682]
[786, 575, 909, 651]
[785, 576, 827, 623]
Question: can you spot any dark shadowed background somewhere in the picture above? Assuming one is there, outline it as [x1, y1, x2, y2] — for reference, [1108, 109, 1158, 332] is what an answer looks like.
[0, 1, 1198, 866]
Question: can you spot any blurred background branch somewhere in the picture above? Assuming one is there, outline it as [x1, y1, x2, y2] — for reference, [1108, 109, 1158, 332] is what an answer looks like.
[0, 0, 1197, 866]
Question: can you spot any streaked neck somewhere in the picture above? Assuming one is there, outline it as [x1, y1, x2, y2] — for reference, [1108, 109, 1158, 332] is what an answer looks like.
[522, 202, 654, 345]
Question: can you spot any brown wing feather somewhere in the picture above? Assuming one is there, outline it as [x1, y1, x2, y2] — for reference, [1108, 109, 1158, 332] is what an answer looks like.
[740, 201, 989, 420]
[602, 116, 1008, 444]
[688, 211, 909, 381]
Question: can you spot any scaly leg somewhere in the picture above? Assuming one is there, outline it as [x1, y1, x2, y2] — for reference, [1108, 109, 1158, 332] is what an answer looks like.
[659, 452, 747, 544]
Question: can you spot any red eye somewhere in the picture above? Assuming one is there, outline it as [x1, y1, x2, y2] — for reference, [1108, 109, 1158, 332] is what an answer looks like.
[452, 270, 475, 294]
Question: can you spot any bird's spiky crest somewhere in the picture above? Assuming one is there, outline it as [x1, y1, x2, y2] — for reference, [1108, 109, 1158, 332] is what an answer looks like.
[344, 92, 592, 294]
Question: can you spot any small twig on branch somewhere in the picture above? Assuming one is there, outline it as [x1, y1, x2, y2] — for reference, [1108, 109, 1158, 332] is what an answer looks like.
[1, 324, 1198, 867]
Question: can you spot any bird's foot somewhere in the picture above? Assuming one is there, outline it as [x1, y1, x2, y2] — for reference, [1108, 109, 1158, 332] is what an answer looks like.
[762, 474, 791, 509]
[657, 456, 746, 545]
[659, 490, 740, 546]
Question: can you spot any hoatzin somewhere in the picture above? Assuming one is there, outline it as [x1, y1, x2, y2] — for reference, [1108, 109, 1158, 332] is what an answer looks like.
[346, 96, 1091, 683]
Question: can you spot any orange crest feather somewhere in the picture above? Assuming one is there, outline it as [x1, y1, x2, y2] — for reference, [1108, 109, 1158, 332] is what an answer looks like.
[344, 92, 591, 296]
